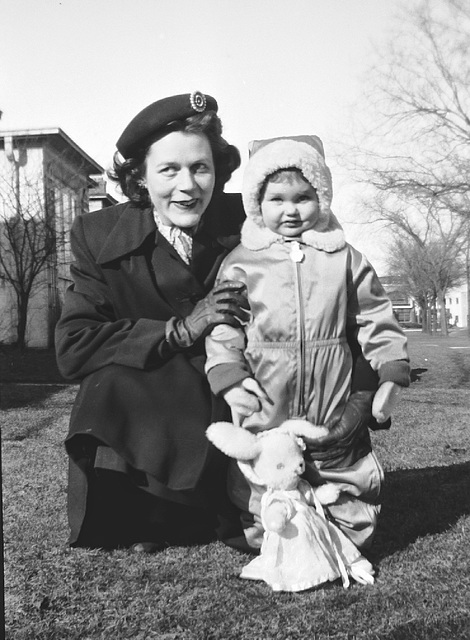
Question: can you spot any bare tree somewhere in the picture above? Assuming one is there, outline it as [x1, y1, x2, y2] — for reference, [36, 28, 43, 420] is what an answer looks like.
[345, 0, 470, 331]
[353, 0, 470, 190]
[387, 230, 466, 334]
[366, 187, 468, 333]
[0, 168, 67, 350]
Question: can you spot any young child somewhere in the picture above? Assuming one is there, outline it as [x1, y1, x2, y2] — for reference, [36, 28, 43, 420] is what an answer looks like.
[205, 135, 410, 551]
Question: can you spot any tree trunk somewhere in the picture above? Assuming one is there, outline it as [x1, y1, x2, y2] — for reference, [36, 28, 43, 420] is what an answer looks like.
[422, 303, 432, 334]
[431, 300, 437, 335]
[420, 304, 428, 333]
[466, 231, 470, 337]
[16, 294, 29, 352]
[438, 290, 448, 337]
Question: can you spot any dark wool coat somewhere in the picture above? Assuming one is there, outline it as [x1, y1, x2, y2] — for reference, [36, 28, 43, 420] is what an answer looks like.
[55, 193, 245, 504]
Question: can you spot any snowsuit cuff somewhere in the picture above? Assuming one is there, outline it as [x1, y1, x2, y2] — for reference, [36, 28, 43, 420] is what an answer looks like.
[207, 363, 252, 396]
[378, 360, 411, 387]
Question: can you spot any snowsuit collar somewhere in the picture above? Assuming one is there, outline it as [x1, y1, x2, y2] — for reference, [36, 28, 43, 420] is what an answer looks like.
[240, 214, 345, 252]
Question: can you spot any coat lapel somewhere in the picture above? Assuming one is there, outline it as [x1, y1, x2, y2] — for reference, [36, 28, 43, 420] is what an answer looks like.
[95, 200, 239, 319]
[96, 203, 156, 264]
[151, 234, 206, 318]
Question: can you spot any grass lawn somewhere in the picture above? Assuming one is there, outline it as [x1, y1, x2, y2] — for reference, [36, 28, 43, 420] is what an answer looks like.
[2, 330, 470, 639]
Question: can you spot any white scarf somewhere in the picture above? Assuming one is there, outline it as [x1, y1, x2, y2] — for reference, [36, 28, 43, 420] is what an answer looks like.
[154, 211, 193, 265]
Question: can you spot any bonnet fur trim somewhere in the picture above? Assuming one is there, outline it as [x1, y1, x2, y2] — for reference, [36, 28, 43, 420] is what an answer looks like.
[241, 137, 345, 252]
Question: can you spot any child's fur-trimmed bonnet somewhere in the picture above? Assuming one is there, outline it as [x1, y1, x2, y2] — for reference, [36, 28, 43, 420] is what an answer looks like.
[241, 135, 345, 252]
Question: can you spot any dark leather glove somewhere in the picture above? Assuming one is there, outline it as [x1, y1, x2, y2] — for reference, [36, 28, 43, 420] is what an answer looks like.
[165, 280, 249, 350]
[306, 391, 375, 468]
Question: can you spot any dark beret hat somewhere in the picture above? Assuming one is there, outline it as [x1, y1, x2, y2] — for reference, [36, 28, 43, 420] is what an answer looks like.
[116, 91, 218, 159]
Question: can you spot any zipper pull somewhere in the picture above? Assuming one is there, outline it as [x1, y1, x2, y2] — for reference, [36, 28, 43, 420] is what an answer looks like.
[289, 240, 304, 263]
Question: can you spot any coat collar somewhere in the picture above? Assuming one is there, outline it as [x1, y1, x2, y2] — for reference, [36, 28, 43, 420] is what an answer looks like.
[97, 202, 156, 264]
[96, 195, 244, 265]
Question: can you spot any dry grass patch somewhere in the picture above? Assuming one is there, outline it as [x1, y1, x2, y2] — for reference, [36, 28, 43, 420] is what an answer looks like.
[3, 332, 470, 639]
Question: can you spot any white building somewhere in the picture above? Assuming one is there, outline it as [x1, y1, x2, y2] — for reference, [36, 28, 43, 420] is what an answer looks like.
[0, 129, 104, 347]
[445, 283, 469, 328]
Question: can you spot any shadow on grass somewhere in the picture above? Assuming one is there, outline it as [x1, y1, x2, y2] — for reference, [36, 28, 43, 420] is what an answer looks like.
[380, 614, 470, 640]
[371, 461, 470, 562]
[0, 383, 72, 410]
[410, 367, 428, 382]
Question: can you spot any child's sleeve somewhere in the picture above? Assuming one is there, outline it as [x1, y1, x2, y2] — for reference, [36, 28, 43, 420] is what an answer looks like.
[346, 245, 410, 387]
[205, 324, 252, 395]
[205, 257, 252, 396]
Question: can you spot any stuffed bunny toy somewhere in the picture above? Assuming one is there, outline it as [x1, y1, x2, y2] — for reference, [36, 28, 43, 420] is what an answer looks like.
[206, 419, 375, 592]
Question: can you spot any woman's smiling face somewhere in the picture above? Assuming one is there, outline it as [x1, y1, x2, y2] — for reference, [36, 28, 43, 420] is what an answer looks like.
[144, 131, 215, 228]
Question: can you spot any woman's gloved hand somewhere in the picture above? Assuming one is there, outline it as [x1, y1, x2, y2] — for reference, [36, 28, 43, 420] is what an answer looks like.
[304, 391, 374, 466]
[315, 390, 374, 449]
[165, 280, 249, 349]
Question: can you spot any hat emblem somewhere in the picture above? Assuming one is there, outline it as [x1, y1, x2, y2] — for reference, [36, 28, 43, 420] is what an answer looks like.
[190, 91, 207, 113]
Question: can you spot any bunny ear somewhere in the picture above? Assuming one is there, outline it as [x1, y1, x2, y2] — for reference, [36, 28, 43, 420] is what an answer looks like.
[277, 419, 329, 441]
[206, 422, 261, 460]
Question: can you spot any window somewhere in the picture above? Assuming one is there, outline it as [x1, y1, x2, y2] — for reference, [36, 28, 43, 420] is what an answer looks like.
[52, 181, 78, 280]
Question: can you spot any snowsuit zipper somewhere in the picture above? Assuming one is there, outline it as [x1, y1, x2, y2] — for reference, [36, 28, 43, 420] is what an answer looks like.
[290, 241, 306, 417]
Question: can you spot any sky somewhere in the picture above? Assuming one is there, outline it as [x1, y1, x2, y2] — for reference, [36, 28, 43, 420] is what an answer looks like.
[0, 0, 416, 271]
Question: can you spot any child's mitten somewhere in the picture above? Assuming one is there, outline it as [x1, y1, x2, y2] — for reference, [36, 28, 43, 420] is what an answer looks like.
[372, 381, 402, 424]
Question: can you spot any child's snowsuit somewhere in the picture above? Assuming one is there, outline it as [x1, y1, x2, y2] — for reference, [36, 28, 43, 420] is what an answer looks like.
[205, 136, 410, 550]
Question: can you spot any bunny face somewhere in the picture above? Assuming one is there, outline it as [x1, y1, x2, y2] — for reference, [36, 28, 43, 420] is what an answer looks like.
[251, 431, 305, 490]
[206, 419, 328, 491]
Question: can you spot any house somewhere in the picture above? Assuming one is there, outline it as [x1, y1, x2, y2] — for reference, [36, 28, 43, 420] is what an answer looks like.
[380, 276, 417, 324]
[445, 283, 469, 328]
[89, 176, 118, 212]
[0, 128, 106, 348]
[380, 275, 469, 329]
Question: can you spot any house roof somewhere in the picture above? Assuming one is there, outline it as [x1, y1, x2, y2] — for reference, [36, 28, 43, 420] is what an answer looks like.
[88, 176, 119, 207]
[0, 128, 103, 175]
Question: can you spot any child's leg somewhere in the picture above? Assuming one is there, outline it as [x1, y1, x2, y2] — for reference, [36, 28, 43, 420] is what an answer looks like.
[304, 387, 385, 549]
[306, 450, 384, 549]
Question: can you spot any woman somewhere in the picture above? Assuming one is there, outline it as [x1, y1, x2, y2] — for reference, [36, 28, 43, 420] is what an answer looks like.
[55, 91, 248, 552]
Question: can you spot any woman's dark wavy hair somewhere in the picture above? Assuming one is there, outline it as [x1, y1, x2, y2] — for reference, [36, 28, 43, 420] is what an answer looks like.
[108, 111, 241, 208]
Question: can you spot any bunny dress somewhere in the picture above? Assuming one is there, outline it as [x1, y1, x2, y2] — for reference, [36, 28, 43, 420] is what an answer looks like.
[240, 479, 374, 592]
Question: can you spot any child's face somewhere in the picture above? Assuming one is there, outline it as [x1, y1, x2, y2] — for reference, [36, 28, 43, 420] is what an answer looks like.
[260, 173, 320, 237]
